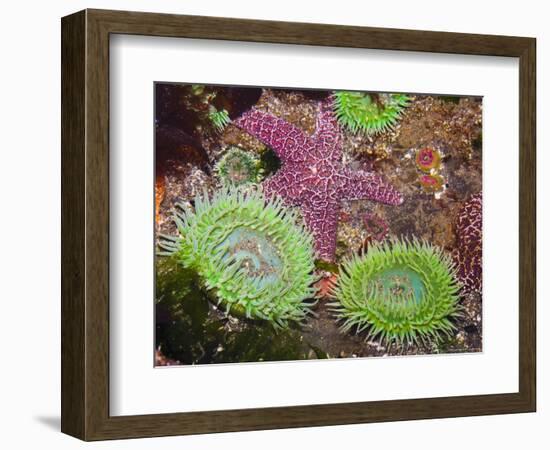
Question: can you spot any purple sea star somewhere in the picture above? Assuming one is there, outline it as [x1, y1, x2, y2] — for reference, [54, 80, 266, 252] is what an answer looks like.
[234, 100, 403, 261]
[452, 193, 482, 294]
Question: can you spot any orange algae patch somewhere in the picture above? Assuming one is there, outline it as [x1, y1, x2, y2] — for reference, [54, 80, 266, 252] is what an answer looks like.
[155, 174, 166, 224]
[315, 273, 338, 299]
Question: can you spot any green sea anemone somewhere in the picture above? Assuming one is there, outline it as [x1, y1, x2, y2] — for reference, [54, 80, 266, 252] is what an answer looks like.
[330, 239, 461, 345]
[208, 106, 231, 132]
[215, 146, 262, 187]
[332, 91, 411, 135]
[158, 188, 317, 329]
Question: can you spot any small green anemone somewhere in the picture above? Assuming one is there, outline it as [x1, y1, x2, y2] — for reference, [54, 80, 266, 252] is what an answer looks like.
[159, 188, 317, 329]
[330, 239, 461, 345]
[215, 146, 262, 187]
[332, 91, 411, 135]
[208, 106, 231, 132]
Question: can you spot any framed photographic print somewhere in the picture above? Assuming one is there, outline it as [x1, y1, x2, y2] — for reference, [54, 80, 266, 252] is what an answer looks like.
[61, 9, 536, 441]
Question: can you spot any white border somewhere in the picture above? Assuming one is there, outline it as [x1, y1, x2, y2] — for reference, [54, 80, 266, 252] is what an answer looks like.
[109, 35, 519, 416]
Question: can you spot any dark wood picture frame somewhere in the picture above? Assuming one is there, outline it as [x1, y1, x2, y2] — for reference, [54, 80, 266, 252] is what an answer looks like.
[61, 9, 536, 441]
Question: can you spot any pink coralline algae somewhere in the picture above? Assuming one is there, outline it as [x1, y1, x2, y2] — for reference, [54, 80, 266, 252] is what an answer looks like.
[363, 213, 389, 242]
[234, 100, 403, 261]
[452, 193, 482, 294]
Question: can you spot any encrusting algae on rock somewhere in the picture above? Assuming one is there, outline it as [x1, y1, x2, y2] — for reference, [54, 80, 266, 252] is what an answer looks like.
[214, 146, 262, 188]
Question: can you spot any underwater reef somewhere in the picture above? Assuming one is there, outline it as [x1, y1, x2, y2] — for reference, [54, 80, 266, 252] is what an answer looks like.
[155, 85, 483, 364]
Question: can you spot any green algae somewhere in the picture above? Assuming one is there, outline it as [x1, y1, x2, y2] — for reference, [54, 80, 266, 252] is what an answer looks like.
[155, 257, 326, 365]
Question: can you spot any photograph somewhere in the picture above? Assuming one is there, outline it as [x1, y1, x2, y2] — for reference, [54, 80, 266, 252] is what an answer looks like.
[0, 0, 543, 446]
[154, 83, 483, 366]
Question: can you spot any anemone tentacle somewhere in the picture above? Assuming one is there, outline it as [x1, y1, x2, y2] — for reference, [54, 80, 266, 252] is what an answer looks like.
[208, 106, 231, 132]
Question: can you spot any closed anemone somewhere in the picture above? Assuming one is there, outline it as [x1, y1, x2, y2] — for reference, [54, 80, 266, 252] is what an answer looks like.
[158, 188, 317, 329]
[330, 238, 461, 345]
[215, 146, 261, 187]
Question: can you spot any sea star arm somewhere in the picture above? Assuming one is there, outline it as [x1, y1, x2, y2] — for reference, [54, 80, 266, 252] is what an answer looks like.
[234, 109, 314, 163]
[340, 168, 404, 205]
[312, 100, 342, 161]
[301, 196, 341, 262]
[262, 166, 306, 205]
